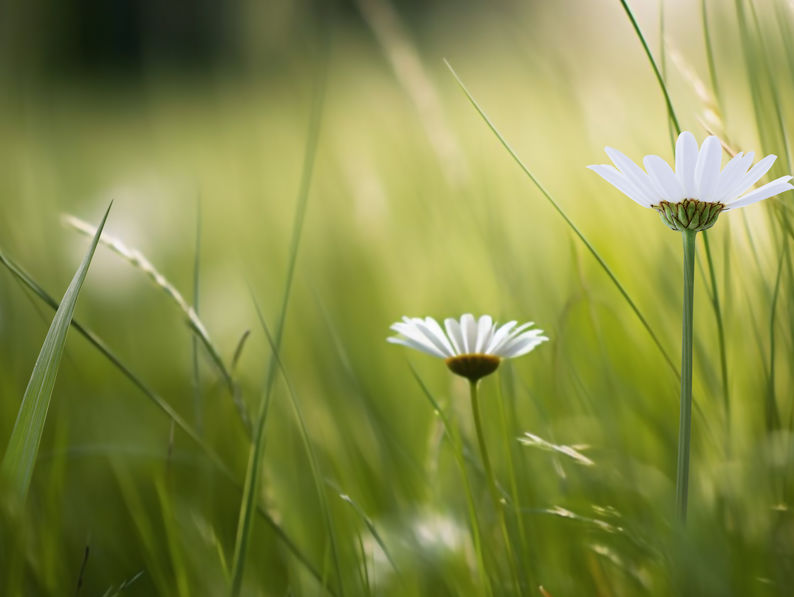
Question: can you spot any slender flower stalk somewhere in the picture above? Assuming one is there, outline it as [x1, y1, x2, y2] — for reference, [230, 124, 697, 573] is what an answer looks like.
[590, 131, 794, 522]
[676, 229, 696, 521]
[389, 313, 547, 583]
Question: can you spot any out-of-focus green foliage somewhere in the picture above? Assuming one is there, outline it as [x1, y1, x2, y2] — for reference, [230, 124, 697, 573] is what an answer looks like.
[2, 0, 794, 594]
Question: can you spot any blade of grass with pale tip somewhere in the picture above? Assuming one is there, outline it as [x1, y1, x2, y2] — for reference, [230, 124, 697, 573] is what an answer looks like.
[0, 203, 111, 499]
[445, 61, 679, 379]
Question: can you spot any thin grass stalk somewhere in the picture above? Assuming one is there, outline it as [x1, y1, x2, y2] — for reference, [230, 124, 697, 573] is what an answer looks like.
[445, 61, 679, 379]
[468, 380, 521, 593]
[252, 297, 344, 595]
[229, 53, 327, 596]
[676, 229, 697, 522]
[617, 0, 681, 134]
[495, 379, 532, 588]
[700, 0, 722, 113]
[766, 248, 786, 431]
[701, 236, 730, 435]
[0, 250, 329, 590]
[192, 197, 203, 431]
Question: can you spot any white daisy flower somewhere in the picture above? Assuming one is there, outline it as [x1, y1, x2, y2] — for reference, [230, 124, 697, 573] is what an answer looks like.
[387, 313, 548, 382]
[588, 131, 794, 231]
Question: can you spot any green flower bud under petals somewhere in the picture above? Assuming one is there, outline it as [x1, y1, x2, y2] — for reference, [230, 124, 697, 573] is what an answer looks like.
[653, 199, 725, 232]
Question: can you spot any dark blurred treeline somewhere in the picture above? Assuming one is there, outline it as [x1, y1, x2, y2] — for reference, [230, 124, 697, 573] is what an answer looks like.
[0, 0, 476, 76]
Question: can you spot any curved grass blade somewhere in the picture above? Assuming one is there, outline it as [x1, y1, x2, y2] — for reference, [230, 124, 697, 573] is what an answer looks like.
[1, 203, 111, 499]
[445, 61, 679, 379]
[0, 250, 329, 590]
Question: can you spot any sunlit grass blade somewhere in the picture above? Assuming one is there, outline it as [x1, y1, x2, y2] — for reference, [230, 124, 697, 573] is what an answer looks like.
[251, 296, 344, 595]
[229, 51, 327, 596]
[0, 249, 328, 589]
[445, 61, 679, 379]
[0, 203, 111, 499]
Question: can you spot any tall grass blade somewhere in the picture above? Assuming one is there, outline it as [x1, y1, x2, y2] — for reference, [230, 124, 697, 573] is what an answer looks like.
[1, 203, 111, 499]
[251, 296, 344, 595]
[0, 250, 328, 589]
[229, 50, 327, 596]
[445, 61, 679, 379]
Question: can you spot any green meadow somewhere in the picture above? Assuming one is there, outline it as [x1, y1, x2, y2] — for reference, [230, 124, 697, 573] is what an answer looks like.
[2, 1, 794, 594]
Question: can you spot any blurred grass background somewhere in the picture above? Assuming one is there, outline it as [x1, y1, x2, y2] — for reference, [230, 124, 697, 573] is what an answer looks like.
[2, 0, 794, 594]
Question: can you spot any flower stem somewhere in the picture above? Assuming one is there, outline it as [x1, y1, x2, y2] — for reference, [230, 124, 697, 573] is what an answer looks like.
[676, 229, 697, 523]
[469, 380, 521, 591]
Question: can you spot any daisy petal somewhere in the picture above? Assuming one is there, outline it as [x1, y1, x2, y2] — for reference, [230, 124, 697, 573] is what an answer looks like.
[695, 136, 723, 202]
[495, 334, 548, 358]
[460, 313, 477, 354]
[726, 154, 777, 200]
[421, 317, 456, 357]
[588, 165, 653, 207]
[675, 131, 699, 197]
[644, 155, 685, 202]
[387, 335, 446, 359]
[712, 152, 752, 203]
[475, 315, 493, 353]
[486, 320, 517, 353]
[392, 321, 451, 358]
[494, 329, 544, 357]
[605, 147, 661, 205]
[725, 176, 794, 210]
[444, 318, 464, 355]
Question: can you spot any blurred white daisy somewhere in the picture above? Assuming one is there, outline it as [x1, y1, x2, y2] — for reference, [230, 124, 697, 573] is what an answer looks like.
[387, 313, 547, 381]
[588, 131, 794, 231]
